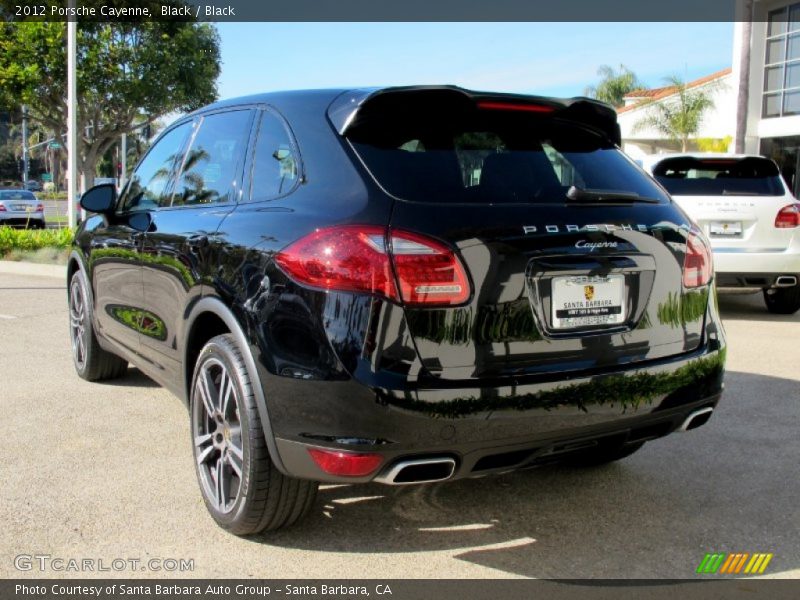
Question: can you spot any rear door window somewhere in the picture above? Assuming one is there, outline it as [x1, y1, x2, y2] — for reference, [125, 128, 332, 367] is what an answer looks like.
[347, 110, 668, 204]
[118, 121, 192, 213]
[171, 110, 253, 207]
[652, 157, 786, 196]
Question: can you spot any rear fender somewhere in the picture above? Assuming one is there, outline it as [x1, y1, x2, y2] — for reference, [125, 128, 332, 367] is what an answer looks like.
[184, 297, 288, 475]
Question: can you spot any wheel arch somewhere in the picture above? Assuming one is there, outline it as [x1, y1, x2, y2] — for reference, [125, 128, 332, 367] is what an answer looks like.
[67, 249, 86, 290]
[183, 297, 288, 475]
[67, 249, 92, 310]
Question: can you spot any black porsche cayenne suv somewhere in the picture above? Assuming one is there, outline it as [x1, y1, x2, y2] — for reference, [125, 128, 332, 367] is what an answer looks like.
[69, 86, 726, 534]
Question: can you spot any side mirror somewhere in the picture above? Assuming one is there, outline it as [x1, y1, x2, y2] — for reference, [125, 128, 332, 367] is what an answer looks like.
[128, 211, 153, 233]
[79, 184, 117, 215]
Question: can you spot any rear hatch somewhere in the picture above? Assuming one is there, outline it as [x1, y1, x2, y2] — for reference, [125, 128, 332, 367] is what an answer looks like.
[336, 88, 711, 380]
[651, 156, 798, 252]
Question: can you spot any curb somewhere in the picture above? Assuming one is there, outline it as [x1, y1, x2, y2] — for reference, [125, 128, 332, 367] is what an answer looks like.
[0, 260, 66, 279]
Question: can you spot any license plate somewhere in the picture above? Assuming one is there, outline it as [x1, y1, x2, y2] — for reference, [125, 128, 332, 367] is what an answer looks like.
[12, 204, 28, 211]
[709, 221, 742, 236]
[551, 274, 626, 329]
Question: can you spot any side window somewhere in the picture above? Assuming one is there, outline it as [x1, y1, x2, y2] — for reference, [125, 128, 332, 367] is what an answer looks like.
[172, 110, 253, 207]
[118, 122, 191, 213]
[248, 110, 299, 201]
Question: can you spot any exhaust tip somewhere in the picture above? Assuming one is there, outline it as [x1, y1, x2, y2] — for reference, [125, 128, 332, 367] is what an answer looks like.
[374, 457, 456, 485]
[775, 275, 798, 288]
[678, 407, 714, 432]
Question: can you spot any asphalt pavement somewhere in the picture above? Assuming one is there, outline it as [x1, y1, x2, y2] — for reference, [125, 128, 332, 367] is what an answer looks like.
[1, 270, 798, 579]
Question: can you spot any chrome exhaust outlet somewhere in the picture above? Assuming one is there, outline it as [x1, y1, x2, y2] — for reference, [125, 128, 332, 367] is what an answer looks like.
[374, 457, 456, 485]
[775, 275, 798, 288]
[678, 407, 714, 432]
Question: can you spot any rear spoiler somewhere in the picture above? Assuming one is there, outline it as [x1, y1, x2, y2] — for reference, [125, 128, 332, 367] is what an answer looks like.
[327, 85, 621, 146]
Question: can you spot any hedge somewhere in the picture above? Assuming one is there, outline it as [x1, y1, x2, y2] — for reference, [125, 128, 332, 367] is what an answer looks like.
[0, 226, 74, 255]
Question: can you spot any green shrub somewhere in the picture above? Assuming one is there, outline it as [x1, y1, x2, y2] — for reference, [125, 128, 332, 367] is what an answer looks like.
[0, 226, 74, 256]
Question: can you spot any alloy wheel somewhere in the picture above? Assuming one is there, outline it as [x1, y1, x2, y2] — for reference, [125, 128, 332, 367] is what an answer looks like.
[69, 278, 87, 369]
[192, 357, 244, 514]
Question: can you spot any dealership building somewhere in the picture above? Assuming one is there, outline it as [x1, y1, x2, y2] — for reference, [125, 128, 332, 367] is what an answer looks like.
[734, 0, 800, 197]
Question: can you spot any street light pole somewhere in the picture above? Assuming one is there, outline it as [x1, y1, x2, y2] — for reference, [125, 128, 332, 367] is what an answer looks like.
[67, 13, 77, 229]
[21, 105, 29, 186]
[120, 133, 127, 188]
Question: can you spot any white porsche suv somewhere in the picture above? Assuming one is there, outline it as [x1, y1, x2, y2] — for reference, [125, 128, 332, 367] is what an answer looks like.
[643, 153, 800, 314]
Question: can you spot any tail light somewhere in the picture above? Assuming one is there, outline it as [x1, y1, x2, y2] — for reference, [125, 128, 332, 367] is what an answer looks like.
[391, 230, 470, 305]
[775, 203, 800, 228]
[275, 225, 470, 306]
[683, 229, 713, 288]
[307, 448, 383, 477]
[35, 203, 44, 212]
[0, 205, 6, 212]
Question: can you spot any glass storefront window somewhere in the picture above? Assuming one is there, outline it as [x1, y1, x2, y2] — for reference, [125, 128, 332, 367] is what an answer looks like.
[785, 89, 800, 114]
[769, 7, 788, 36]
[787, 61, 800, 88]
[766, 65, 784, 91]
[764, 4, 800, 117]
[767, 37, 785, 63]
[789, 33, 800, 59]
[791, 4, 800, 31]
[760, 136, 800, 197]
[764, 93, 782, 117]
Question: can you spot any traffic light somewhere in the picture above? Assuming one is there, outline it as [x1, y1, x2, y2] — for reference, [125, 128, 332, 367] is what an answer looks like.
[117, 162, 122, 177]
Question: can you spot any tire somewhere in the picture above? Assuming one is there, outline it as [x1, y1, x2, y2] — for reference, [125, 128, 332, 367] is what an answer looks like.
[68, 269, 128, 381]
[563, 441, 645, 467]
[763, 285, 800, 315]
[190, 334, 318, 535]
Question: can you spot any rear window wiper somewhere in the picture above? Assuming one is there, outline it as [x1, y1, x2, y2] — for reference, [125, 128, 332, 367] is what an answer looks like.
[566, 185, 661, 204]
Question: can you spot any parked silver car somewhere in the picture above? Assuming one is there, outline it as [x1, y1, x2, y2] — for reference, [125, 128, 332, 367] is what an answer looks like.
[0, 189, 45, 229]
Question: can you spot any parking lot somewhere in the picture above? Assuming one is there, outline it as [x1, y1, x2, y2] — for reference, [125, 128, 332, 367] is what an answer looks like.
[1, 268, 798, 579]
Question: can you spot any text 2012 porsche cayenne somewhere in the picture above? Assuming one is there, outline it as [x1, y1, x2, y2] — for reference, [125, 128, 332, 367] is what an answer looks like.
[68, 87, 726, 534]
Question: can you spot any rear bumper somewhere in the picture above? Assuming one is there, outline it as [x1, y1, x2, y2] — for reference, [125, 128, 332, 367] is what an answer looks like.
[267, 339, 726, 484]
[713, 247, 800, 282]
[716, 272, 798, 288]
[0, 213, 45, 227]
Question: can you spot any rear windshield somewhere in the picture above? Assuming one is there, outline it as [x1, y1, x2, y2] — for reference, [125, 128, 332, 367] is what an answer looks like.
[0, 190, 35, 200]
[652, 157, 785, 196]
[346, 110, 669, 204]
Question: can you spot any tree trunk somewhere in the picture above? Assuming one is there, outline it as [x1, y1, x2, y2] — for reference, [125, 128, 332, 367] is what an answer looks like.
[80, 148, 99, 193]
[735, 1, 753, 154]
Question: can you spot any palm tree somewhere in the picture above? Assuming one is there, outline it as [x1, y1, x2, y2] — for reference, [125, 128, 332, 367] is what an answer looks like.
[584, 64, 645, 108]
[634, 75, 716, 152]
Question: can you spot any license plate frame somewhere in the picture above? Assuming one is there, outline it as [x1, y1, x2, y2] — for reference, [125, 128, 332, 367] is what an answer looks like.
[551, 274, 626, 330]
[709, 221, 742, 236]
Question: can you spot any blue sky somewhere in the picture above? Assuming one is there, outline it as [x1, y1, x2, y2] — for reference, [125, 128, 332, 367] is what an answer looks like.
[215, 22, 734, 100]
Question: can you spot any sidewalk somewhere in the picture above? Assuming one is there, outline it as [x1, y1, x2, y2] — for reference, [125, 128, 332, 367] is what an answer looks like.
[0, 260, 65, 279]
